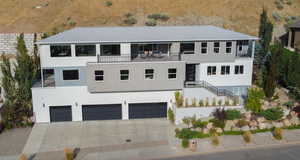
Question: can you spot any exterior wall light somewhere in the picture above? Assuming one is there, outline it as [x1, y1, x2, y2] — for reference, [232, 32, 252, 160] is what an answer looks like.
[75, 102, 78, 107]
[42, 103, 45, 108]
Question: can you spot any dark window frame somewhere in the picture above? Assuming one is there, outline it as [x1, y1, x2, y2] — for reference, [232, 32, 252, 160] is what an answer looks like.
[145, 69, 154, 80]
[221, 66, 230, 75]
[120, 70, 129, 80]
[95, 70, 104, 81]
[180, 43, 195, 54]
[214, 42, 220, 53]
[226, 42, 232, 54]
[100, 44, 121, 56]
[50, 45, 72, 57]
[168, 68, 177, 79]
[62, 70, 79, 80]
[75, 44, 96, 57]
[207, 66, 217, 75]
[235, 65, 244, 74]
[201, 42, 207, 54]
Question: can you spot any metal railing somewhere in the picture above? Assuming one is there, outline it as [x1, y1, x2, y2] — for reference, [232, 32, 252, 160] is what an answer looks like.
[184, 81, 239, 100]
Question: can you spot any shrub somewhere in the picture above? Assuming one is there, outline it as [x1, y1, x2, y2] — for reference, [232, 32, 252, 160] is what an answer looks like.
[237, 119, 249, 127]
[275, 0, 284, 10]
[245, 87, 265, 113]
[210, 134, 219, 146]
[184, 98, 189, 107]
[283, 101, 294, 109]
[212, 98, 217, 106]
[243, 131, 252, 143]
[199, 99, 204, 107]
[286, 0, 293, 5]
[123, 17, 137, 25]
[213, 108, 226, 121]
[218, 99, 223, 106]
[124, 12, 134, 18]
[205, 98, 210, 106]
[225, 109, 241, 120]
[273, 128, 283, 140]
[192, 120, 208, 129]
[233, 98, 239, 106]
[181, 139, 189, 148]
[104, 1, 113, 7]
[191, 98, 197, 107]
[225, 99, 230, 106]
[174, 91, 183, 107]
[145, 19, 157, 26]
[147, 13, 170, 21]
[209, 118, 225, 129]
[182, 117, 192, 128]
[260, 107, 284, 121]
[19, 154, 28, 160]
[272, 12, 282, 22]
[167, 108, 175, 124]
[64, 148, 74, 160]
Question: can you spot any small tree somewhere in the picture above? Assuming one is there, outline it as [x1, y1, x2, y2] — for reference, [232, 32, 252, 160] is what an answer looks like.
[245, 87, 265, 113]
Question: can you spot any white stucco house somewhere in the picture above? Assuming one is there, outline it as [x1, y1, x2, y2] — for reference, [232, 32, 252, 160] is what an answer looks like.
[31, 26, 258, 123]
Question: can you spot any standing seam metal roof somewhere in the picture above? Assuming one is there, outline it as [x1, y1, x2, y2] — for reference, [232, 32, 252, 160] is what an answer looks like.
[37, 25, 258, 44]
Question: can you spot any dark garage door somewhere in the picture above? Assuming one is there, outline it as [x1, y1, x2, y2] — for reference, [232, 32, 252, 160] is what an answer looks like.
[129, 102, 167, 119]
[82, 104, 122, 121]
[50, 106, 72, 122]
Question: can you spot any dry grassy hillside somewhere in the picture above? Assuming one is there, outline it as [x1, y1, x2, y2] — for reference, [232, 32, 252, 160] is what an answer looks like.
[0, 0, 299, 36]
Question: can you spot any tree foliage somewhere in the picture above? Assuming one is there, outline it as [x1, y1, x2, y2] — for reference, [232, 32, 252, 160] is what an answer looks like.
[245, 87, 265, 113]
[0, 33, 39, 128]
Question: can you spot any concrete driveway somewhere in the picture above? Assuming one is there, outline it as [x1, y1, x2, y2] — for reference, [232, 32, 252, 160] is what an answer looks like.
[22, 119, 178, 160]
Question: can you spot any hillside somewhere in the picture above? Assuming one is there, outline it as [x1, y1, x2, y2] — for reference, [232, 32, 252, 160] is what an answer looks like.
[0, 0, 299, 36]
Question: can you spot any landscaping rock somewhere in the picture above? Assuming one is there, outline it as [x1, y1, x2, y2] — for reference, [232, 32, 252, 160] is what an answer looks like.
[216, 127, 223, 134]
[202, 128, 209, 134]
[290, 111, 298, 118]
[249, 120, 258, 127]
[250, 126, 257, 130]
[232, 127, 241, 131]
[243, 112, 252, 120]
[241, 126, 250, 131]
[256, 117, 266, 123]
[265, 123, 274, 129]
[206, 122, 213, 130]
[264, 101, 269, 107]
[290, 117, 300, 125]
[258, 122, 266, 129]
[282, 119, 291, 127]
[272, 122, 283, 128]
[224, 120, 234, 131]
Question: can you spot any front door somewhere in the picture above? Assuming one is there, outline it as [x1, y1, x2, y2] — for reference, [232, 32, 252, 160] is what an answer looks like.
[185, 64, 196, 82]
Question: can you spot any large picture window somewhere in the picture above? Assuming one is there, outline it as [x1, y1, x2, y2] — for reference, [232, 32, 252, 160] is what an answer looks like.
[63, 70, 79, 80]
[50, 45, 71, 57]
[235, 65, 244, 74]
[75, 45, 96, 56]
[101, 44, 120, 56]
[168, 68, 177, 79]
[180, 43, 194, 54]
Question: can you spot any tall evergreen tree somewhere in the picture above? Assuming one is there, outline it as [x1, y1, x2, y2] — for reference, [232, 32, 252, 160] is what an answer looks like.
[287, 51, 300, 88]
[263, 42, 282, 98]
[32, 33, 40, 75]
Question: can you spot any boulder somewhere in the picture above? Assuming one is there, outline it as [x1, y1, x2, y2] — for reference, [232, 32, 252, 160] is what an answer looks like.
[264, 101, 270, 107]
[272, 122, 283, 128]
[270, 101, 277, 107]
[202, 128, 209, 134]
[232, 127, 241, 131]
[282, 119, 291, 127]
[250, 126, 257, 130]
[290, 117, 300, 125]
[216, 127, 223, 134]
[224, 120, 234, 131]
[249, 120, 258, 127]
[265, 123, 274, 129]
[206, 122, 213, 130]
[290, 111, 298, 118]
[243, 112, 252, 120]
[241, 126, 250, 131]
[256, 117, 266, 123]
[258, 122, 266, 129]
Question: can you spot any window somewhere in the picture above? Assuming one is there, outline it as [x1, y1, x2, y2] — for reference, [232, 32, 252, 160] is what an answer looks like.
[120, 70, 129, 80]
[214, 42, 220, 53]
[226, 42, 232, 54]
[168, 68, 177, 79]
[95, 70, 104, 81]
[75, 45, 96, 56]
[221, 66, 230, 75]
[50, 45, 71, 57]
[235, 65, 244, 74]
[238, 46, 243, 51]
[145, 69, 154, 80]
[201, 42, 207, 54]
[101, 44, 120, 56]
[207, 66, 216, 75]
[180, 43, 194, 54]
[63, 70, 79, 80]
